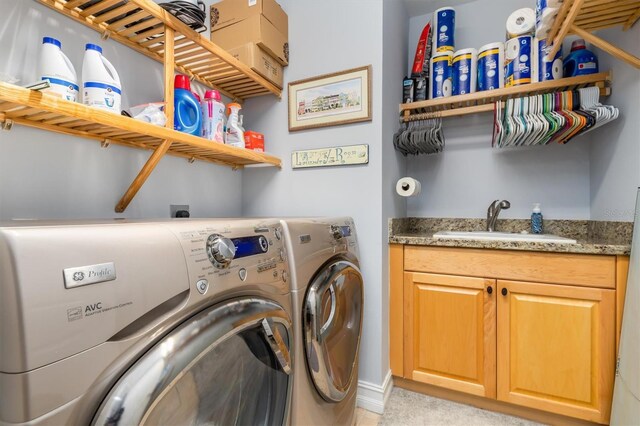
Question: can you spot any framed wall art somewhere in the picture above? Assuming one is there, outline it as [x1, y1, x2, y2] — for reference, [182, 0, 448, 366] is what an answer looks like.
[288, 65, 372, 132]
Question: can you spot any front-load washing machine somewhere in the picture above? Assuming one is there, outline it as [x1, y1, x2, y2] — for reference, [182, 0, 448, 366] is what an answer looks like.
[0, 219, 294, 425]
[280, 217, 364, 426]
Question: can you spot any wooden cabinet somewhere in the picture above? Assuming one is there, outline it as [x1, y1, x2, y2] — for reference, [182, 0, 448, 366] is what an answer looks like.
[404, 272, 496, 398]
[497, 280, 615, 423]
[391, 245, 627, 424]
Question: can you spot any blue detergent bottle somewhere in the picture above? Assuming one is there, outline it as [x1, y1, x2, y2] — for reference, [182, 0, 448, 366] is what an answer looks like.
[174, 75, 202, 136]
[563, 39, 598, 77]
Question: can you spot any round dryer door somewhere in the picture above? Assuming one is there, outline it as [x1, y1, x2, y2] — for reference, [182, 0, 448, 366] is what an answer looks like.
[303, 260, 364, 402]
[92, 298, 292, 426]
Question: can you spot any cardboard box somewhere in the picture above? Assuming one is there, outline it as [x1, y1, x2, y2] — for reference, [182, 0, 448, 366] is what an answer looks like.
[228, 43, 283, 88]
[212, 14, 288, 66]
[244, 131, 265, 152]
[211, 0, 288, 37]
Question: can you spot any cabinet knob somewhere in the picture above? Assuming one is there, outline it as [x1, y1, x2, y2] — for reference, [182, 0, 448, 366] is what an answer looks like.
[501, 287, 508, 296]
[487, 286, 493, 294]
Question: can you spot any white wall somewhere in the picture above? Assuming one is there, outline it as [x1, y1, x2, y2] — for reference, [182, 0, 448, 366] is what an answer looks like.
[240, 0, 390, 386]
[405, 0, 592, 220]
[588, 25, 640, 222]
[0, 0, 242, 220]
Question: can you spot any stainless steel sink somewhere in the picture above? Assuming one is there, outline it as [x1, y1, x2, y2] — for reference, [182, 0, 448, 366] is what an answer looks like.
[432, 231, 577, 244]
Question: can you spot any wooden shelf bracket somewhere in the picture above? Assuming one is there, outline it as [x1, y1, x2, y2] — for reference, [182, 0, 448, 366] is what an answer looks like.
[546, 0, 640, 69]
[571, 25, 640, 69]
[115, 25, 175, 213]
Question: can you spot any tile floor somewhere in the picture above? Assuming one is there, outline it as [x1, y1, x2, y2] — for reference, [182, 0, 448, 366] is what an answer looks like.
[356, 388, 544, 426]
[355, 407, 382, 426]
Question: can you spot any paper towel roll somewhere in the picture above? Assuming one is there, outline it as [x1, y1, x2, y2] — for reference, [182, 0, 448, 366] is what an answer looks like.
[506, 8, 536, 39]
[505, 35, 533, 87]
[452, 48, 478, 95]
[478, 42, 505, 91]
[432, 7, 456, 53]
[396, 177, 422, 197]
[534, 37, 563, 82]
[429, 51, 453, 99]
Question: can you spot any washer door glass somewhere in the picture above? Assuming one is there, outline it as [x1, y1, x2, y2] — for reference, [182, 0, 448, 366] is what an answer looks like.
[93, 298, 292, 426]
[304, 260, 364, 402]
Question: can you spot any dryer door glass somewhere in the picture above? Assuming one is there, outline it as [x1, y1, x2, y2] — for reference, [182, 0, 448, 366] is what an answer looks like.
[304, 260, 364, 402]
[93, 298, 292, 426]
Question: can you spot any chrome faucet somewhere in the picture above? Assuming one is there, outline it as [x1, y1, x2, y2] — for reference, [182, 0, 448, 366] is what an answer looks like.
[487, 200, 511, 232]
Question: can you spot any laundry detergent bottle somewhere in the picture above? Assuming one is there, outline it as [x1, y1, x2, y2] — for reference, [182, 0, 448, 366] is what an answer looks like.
[39, 37, 79, 102]
[563, 39, 598, 77]
[174, 75, 202, 136]
[82, 44, 122, 112]
[202, 89, 225, 143]
[225, 103, 245, 148]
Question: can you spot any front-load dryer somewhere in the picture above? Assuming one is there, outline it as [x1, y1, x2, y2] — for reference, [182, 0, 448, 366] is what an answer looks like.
[280, 217, 364, 426]
[0, 219, 293, 425]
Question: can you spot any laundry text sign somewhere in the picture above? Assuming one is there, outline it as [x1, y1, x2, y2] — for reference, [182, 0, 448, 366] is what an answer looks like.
[291, 144, 369, 169]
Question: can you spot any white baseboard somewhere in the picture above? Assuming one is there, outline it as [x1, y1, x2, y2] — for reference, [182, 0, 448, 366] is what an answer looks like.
[356, 370, 393, 414]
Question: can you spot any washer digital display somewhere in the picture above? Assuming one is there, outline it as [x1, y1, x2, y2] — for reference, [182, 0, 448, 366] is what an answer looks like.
[232, 236, 269, 259]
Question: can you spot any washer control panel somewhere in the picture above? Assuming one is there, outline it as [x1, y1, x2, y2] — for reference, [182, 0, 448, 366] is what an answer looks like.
[206, 234, 270, 269]
[165, 220, 288, 296]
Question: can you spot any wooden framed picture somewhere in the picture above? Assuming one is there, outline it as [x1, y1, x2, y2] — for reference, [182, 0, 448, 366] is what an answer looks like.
[288, 65, 372, 132]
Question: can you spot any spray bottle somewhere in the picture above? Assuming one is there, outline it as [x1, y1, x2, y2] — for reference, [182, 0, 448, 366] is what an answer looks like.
[225, 103, 245, 148]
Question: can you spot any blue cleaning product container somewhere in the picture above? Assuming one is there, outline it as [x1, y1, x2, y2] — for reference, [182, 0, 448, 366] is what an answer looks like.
[531, 203, 543, 234]
[563, 39, 598, 77]
[174, 75, 202, 136]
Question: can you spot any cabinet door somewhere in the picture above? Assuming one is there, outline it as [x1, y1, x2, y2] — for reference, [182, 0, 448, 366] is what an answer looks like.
[497, 280, 615, 423]
[404, 272, 496, 398]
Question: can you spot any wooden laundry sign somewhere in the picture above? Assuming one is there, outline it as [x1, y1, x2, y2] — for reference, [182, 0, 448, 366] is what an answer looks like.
[291, 144, 369, 169]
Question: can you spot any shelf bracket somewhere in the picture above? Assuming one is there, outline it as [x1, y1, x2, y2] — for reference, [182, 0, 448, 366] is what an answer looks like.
[101, 139, 111, 149]
[115, 139, 173, 213]
[188, 157, 196, 163]
[115, 24, 176, 214]
[1, 118, 14, 131]
[571, 25, 640, 69]
[101, 29, 111, 41]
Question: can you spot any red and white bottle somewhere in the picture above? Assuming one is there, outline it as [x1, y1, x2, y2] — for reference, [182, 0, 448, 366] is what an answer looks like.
[201, 90, 225, 143]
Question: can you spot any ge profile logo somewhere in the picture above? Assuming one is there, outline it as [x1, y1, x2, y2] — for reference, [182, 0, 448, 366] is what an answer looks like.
[73, 272, 85, 281]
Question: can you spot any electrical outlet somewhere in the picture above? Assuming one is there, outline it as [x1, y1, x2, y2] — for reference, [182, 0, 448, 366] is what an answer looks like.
[170, 204, 190, 218]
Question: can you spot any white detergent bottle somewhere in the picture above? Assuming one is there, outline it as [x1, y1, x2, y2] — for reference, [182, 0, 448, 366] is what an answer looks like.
[38, 37, 79, 102]
[201, 89, 225, 143]
[82, 43, 122, 113]
[225, 103, 245, 148]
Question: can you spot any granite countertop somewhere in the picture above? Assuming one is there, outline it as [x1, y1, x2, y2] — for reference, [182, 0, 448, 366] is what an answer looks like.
[389, 218, 633, 256]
